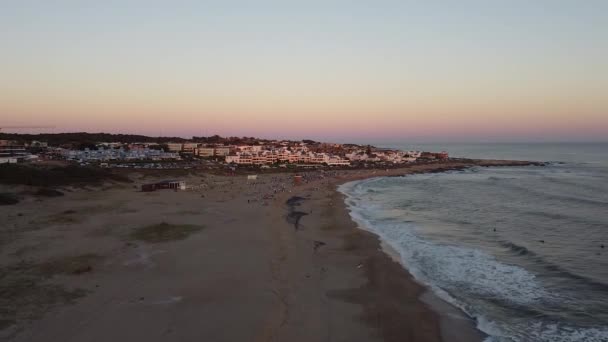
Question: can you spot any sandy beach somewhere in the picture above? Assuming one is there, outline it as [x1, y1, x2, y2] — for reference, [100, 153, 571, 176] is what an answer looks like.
[0, 160, 536, 341]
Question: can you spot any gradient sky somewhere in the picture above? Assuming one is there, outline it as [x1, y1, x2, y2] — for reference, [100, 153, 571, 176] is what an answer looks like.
[1, 1, 607, 142]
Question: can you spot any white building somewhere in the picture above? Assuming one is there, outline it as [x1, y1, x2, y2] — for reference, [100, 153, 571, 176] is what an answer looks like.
[0, 157, 18, 164]
[225, 151, 349, 166]
[0, 141, 28, 163]
[61, 147, 179, 162]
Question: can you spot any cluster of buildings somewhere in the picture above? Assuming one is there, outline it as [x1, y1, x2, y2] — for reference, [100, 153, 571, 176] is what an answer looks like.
[226, 150, 350, 166]
[165, 142, 350, 166]
[345, 150, 449, 163]
[0, 137, 449, 168]
[0, 140, 36, 164]
[61, 146, 179, 162]
[346, 150, 420, 163]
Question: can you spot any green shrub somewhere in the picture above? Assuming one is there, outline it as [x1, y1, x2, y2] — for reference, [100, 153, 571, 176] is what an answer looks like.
[0, 193, 18, 205]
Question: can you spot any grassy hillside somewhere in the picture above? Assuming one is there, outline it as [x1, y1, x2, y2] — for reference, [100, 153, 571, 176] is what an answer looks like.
[0, 164, 130, 186]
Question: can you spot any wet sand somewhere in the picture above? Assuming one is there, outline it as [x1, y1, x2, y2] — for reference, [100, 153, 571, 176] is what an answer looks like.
[0, 160, 536, 341]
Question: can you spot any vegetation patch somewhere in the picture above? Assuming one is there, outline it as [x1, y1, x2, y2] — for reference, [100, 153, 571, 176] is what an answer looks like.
[0, 254, 99, 332]
[131, 222, 204, 243]
[43, 211, 80, 225]
[0, 164, 130, 187]
[37, 254, 101, 276]
[0, 193, 19, 205]
[34, 188, 64, 197]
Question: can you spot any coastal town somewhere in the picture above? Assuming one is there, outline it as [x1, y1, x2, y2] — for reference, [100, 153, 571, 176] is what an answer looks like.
[3, 1, 605, 341]
[0, 134, 448, 169]
[0, 132, 541, 342]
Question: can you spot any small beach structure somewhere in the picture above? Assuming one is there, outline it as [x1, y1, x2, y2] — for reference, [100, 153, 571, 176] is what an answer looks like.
[293, 175, 303, 185]
[141, 180, 186, 192]
[247, 175, 258, 181]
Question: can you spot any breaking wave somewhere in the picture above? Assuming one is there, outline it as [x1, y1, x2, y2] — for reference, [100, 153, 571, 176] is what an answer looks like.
[338, 178, 608, 342]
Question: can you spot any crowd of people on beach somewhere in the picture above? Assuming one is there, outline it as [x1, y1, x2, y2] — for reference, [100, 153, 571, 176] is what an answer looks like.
[241, 170, 364, 204]
[242, 175, 294, 205]
[189, 169, 370, 207]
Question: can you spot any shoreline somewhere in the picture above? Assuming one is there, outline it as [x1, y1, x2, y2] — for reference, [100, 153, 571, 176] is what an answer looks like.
[324, 167, 489, 341]
[0, 159, 541, 341]
[276, 159, 541, 341]
[331, 182, 483, 342]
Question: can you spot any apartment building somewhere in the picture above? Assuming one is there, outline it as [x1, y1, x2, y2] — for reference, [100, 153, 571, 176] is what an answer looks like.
[225, 150, 349, 166]
[197, 147, 215, 157]
[166, 143, 183, 152]
[182, 143, 200, 153]
[0, 140, 28, 163]
[214, 146, 231, 156]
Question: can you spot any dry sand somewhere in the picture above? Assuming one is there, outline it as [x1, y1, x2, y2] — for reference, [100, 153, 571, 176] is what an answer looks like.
[0, 160, 536, 341]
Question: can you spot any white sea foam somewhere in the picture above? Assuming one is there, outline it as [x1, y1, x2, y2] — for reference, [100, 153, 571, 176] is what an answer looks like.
[338, 180, 608, 342]
[479, 320, 608, 342]
[340, 181, 549, 305]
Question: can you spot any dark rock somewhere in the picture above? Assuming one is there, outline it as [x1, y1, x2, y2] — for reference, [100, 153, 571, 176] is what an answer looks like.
[35, 188, 64, 197]
[0, 193, 19, 205]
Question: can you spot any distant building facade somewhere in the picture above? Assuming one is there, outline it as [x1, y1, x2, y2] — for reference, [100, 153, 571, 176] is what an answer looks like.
[0, 140, 28, 163]
[167, 143, 183, 152]
[182, 143, 199, 153]
[197, 147, 215, 157]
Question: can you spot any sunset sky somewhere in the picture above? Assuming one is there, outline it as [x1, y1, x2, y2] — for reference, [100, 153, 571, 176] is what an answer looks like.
[1, 1, 607, 142]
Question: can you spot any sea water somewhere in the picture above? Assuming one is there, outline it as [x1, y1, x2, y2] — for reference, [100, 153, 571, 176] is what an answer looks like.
[339, 143, 608, 341]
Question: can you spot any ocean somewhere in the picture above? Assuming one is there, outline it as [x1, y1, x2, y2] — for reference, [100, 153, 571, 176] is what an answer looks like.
[339, 143, 608, 342]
